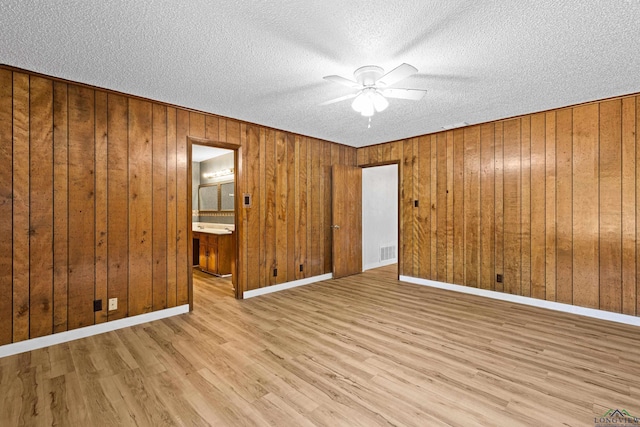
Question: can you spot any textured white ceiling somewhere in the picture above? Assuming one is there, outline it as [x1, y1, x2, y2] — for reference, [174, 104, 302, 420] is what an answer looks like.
[192, 145, 231, 163]
[2, 0, 639, 147]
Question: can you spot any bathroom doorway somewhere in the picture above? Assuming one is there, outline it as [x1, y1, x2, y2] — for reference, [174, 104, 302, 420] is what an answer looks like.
[188, 139, 239, 302]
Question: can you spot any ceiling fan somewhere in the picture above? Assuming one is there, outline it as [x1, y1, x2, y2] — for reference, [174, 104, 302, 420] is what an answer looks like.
[320, 63, 427, 117]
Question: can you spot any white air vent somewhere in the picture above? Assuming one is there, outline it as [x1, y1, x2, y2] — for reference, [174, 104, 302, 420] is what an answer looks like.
[380, 245, 396, 262]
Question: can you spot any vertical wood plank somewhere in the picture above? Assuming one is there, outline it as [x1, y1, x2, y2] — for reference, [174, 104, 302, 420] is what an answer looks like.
[480, 123, 495, 290]
[13, 73, 30, 341]
[530, 113, 546, 300]
[275, 131, 288, 284]
[521, 116, 531, 297]
[189, 112, 205, 139]
[572, 104, 599, 309]
[28, 76, 54, 337]
[390, 142, 402, 163]
[446, 132, 454, 283]
[0, 69, 13, 344]
[323, 142, 332, 274]
[218, 118, 227, 143]
[311, 139, 322, 277]
[128, 99, 153, 315]
[436, 133, 447, 281]
[621, 97, 636, 316]
[556, 109, 573, 305]
[175, 110, 189, 305]
[453, 129, 465, 285]
[412, 138, 420, 277]
[464, 126, 481, 288]
[287, 135, 296, 282]
[403, 140, 414, 277]
[152, 104, 168, 310]
[503, 119, 521, 294]
[226, 120, 241, 145]
[637, 97, 640, 316]
[494, 122, 504, 292]
[52, 82, 69, 333]
[295, 136, 308, 280]
[246, 126, 261, 290]
[599, 100, 622, 313]
[204, 116, 219, 141]
[67, 84, 95, 330]
[418, 136, 430, 279]
[382, 143, 392, 163]
[265, 130, 277, 284]
[107, 94, 129, 319]
[545, 112, 557, 301]
[237, 126, 246, 295]
[93, 91, 108, 323]
[259, 128, 267, 286]
[305, 137, 312, 278]
[166, 107, 177, 307]
[430, 135, 438, 280]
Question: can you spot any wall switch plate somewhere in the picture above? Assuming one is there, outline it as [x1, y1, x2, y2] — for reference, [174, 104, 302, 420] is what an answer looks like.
[93, 300, 102, 312]
[108, 298, 118, 311]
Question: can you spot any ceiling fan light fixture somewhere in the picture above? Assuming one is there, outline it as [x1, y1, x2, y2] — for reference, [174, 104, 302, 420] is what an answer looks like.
[351, 92, 366, 113]
[322, 63, 424, 118]
[373, 91, 389, 112]
[360, 100, 375, 117]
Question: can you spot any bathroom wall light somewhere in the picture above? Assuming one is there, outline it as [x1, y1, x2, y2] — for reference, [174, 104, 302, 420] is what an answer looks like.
[203, 168, 234, 179]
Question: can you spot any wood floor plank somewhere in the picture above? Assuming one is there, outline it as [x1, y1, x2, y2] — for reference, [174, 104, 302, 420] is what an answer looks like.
[1, 266, 639, 426]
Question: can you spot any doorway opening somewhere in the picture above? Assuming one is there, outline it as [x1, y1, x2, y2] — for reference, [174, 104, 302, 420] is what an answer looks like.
[189, 141, 238, 303]
[362, 164, 399, 277]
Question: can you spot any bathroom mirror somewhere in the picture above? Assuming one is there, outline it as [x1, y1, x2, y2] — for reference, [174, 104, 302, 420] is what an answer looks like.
[220, 181, 235, 211]
[198, 184, 218, 211]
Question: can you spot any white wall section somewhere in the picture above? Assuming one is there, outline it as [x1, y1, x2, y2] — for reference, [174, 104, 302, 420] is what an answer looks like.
[362, 164, 398, 271]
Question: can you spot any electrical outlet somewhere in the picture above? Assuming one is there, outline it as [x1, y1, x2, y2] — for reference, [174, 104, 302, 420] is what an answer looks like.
[299, 264, 303, 272]
[93, 299, 102, 312]
[414, 200, 419, 207]
[496, 274, 503, 283]
[108, 298, 118, 311]
[273, 268, 278, 277]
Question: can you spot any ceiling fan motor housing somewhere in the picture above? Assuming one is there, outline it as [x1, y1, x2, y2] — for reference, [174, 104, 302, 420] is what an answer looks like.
[354, 65, 384, 86]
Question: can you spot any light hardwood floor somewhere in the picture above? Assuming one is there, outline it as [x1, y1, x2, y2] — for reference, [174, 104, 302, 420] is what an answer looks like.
[1, 265, 639, 426]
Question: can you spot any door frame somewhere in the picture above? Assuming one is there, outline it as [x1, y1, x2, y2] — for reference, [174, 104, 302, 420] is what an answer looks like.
[359, 160, 401, 280]
[187, 137, 242, 310]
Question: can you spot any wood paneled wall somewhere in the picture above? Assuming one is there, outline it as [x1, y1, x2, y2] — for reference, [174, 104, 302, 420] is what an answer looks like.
[358, 94, 640, 317]
[238, 128, 356, 291]
[0, 67, 355, 345]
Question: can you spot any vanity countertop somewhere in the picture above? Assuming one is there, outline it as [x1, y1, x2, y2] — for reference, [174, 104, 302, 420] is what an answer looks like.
[192, 223, 234, 235]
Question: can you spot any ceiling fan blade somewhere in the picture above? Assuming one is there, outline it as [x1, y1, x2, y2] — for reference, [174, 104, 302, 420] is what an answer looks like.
[323, 75, 361, 89]
[381, 88, 427, 101]
[377, 63, 418, 87]
[319, 92, 358, 106]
